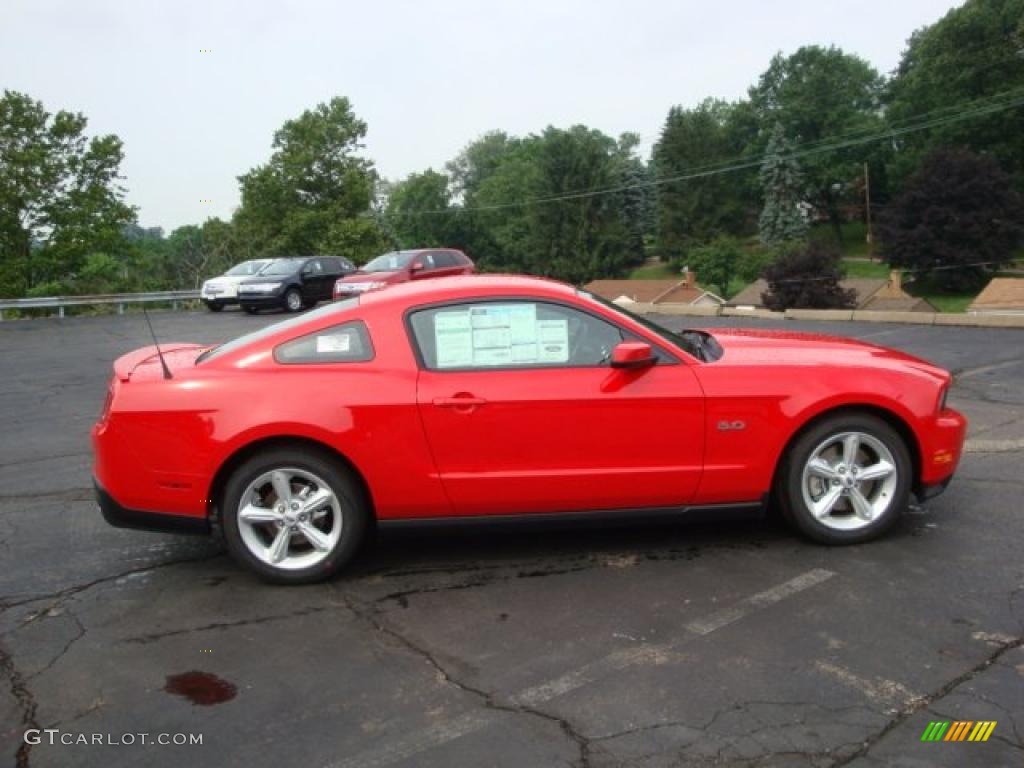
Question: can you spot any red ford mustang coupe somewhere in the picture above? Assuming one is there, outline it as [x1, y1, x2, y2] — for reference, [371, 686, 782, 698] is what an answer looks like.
[93, 275, 966, 583]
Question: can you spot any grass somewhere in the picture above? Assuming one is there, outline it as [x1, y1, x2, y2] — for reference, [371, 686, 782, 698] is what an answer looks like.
[841, 258, 890, 279]
[628, 263, 678, 280]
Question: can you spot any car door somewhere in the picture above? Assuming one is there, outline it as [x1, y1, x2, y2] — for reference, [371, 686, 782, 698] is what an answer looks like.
[300, 259, 328, 302]
[426, 252, 463, 278]
[410, 298, 705, 516]
[320, 258, 346, 298]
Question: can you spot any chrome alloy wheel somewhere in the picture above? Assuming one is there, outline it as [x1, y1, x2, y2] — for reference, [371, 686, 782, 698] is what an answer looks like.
[285, 290, 303, 311]
[236, 467, 342, 570]
[800, 431, 898, 531]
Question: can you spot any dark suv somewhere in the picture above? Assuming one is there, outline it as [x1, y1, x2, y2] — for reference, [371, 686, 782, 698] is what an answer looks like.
[333, 249, 474, 298]
[238, 257, 356, 313]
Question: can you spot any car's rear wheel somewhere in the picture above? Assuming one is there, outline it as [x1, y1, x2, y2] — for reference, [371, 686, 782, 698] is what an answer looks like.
[204, 301, 224, 312]
[243, 305, 258, 314]
[221, 447, 369, 584]
[778, 412, 911, 544]
[283, 288, 303, 312]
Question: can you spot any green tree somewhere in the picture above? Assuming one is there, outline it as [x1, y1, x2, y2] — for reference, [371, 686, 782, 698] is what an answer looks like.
[613, 132, 649, 266]
[447, 130, 520, 199]
[758, 123, 808, 244]
[878, 146, 1023, 291]
[0, 90, 135, 296]
[472, 126, 633, 282]
[762, 240, 857, 310]
[233, 97, 377, 259]
[653, 99, 755, 260]
[885, 0, 1024, 183]
[749, 46, 884, 244]
[686, 236, 744, 298]
[384, 169, 455, 249]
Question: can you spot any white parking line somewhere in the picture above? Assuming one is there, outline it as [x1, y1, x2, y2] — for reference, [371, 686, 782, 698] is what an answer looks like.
[684, 568, 835, 635]
[814, 661, 922, 710]
[328, 568, 836, 768]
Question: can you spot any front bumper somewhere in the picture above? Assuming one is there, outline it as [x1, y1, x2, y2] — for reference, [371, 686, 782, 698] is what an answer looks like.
[95, 478, 209, 535]
[238, 292, 285, 308]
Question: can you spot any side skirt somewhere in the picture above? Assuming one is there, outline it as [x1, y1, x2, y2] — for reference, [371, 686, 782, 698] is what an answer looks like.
[378, 500, 766, 531]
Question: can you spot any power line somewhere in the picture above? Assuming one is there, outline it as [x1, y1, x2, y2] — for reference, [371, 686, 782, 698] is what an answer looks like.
[387, 87, 1024, 218]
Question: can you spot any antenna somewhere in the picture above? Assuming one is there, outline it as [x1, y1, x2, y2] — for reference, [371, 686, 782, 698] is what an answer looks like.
[142, 307, 173, 380]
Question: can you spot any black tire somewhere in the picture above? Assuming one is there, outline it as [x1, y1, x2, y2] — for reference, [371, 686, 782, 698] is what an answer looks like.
[283, 288, 303, 313]
[205, 301, 224, 312]
[243, 305, 259, 315]
[777, 412, 911, 545]
[220, 447, 370, 584]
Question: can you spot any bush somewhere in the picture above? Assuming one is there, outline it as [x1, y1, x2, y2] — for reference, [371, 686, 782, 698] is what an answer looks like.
[762, 240, 857, 310]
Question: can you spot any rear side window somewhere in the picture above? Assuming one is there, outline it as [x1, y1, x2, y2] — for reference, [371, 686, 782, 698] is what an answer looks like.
[274, 321, 374, 364]
[432, 252, 456, 267]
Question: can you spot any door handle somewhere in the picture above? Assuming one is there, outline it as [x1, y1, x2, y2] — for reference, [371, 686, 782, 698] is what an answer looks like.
[432, 394, 487, 408]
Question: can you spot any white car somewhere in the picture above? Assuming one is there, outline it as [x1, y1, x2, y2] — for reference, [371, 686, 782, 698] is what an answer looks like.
[200, 260, 273, 311]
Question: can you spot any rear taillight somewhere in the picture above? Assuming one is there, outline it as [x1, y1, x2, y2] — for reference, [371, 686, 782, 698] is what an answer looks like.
[99, 383, 114, 423]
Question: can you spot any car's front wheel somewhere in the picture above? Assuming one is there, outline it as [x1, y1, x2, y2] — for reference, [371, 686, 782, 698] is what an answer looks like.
[221, 447, 369, 584]
[204, 300, 224, 312]
[778, 412, 911, 544]
[283, 288, 303, 312]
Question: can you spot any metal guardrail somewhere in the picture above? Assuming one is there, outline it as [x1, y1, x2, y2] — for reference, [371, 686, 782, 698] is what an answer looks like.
[0, 290, 201, 320]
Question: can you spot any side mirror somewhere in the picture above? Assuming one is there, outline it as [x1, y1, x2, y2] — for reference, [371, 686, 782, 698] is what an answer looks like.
[409, 260, 424, 273]
[610, 341, 656, 369]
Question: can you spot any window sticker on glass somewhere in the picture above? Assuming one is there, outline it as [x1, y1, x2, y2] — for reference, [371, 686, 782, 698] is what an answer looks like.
[316, 332, 352, 354]
[434, 310, 474, 367]
[536, 318, 569, 362]
[433, 303, 569, 368]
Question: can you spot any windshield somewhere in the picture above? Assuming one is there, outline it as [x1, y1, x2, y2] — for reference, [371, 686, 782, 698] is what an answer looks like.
[225, 260, 268, 277]
[361, 252, 416, 272]
[196, 298, 359, 364]
[259, 258, 304, 276]
[579, 290, 716, 362]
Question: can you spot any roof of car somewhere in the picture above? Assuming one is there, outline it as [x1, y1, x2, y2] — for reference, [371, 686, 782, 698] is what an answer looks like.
[359, 273, 575, 307]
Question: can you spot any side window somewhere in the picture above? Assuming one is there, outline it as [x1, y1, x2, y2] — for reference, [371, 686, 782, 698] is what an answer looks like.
[409, 301, 625, 370]
[420, 253, 436, 269]
[274, 321, 374, 364]
[432, 252, 456, 268]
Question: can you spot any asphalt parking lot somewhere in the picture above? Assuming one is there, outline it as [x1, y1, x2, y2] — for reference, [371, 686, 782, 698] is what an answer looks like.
[1, 306, 1022, 768]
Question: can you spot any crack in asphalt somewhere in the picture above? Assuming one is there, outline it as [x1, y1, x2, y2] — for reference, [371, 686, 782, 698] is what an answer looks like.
[591, 699, 879, 766]
[25, 607, 86, 682]
[831, 635, 1024, 766]
[338, 590, 594, 768]
[0, 488, 93, 503]
[118, 604, 339, 644]
[0, 552, 223, 615]
[0, 642, 39, 768]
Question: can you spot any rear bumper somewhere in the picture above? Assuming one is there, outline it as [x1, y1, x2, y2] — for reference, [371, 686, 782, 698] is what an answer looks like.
[95, 478, 209, 536]
[202, 296, 239, 306]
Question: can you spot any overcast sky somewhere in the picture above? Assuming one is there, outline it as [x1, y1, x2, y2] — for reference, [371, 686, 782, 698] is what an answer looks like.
[2, 0, 962, 231]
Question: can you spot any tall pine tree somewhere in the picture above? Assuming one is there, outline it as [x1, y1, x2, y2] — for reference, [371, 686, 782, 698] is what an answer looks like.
[758, 123, 807, 244]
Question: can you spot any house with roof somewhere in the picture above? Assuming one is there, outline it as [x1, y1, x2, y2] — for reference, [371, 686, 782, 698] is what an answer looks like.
[968, 278, 1024, 315]
[726, 270, 936, 312]
[583, 272, 725, 307]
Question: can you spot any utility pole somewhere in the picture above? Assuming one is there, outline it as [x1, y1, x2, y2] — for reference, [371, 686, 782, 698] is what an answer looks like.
[864, 162, 874, 262]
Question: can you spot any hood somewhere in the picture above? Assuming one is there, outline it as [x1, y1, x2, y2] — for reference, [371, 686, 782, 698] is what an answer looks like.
[113, 344, 208, 382]
[337, 270, 404, 284]
[705, 328, 950, 382]
[238, 273, 293, 285]
[204, 274, 254, 287]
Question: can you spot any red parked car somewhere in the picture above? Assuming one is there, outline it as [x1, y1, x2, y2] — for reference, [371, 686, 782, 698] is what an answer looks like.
[333, 248, 473, 298]
[93, 275, 966, 584]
